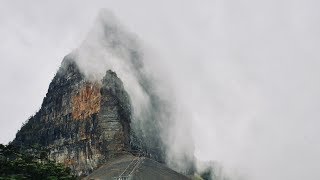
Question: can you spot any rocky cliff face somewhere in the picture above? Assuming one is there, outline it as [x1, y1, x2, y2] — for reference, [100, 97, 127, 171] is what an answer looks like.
[11, 11, 196, 177]
[12, 56, 136, 175]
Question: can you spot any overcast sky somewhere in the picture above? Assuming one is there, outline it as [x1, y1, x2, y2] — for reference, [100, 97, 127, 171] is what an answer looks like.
[1, 0, 320, 179]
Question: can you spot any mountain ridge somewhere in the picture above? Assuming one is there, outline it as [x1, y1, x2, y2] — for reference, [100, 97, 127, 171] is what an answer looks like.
[12, 56, 162, 176]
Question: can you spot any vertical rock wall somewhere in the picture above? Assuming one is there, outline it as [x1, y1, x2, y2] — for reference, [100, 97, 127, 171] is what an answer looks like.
[12, 56, 132, 175]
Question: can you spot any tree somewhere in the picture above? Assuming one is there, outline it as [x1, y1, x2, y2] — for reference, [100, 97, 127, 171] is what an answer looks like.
[0, 144, 76, 180]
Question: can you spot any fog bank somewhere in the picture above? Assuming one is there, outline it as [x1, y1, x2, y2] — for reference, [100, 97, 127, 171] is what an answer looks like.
[73, 10, 194, 172]
[1, 1, 320, 179]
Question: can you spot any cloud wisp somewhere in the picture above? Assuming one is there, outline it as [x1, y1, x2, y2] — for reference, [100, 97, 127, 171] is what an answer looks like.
[73, 10, 195, 173]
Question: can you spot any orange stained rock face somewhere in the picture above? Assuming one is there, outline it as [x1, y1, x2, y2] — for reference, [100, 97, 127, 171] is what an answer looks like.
[64, 158, 76, 166]
[72, 83, 102, 120]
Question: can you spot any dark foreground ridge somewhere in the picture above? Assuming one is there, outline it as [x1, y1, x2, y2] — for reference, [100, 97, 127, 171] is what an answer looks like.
[85, 154, 189, 180]
[11, 56, 172, 178]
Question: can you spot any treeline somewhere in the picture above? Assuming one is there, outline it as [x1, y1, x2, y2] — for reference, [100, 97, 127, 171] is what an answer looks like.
[0, 144, 76, 180]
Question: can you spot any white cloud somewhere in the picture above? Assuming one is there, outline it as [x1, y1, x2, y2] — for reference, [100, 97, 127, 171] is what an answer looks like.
[0, 0, 320, 179]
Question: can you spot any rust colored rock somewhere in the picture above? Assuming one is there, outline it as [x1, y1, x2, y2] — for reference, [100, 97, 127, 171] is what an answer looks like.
[71, 83, 101, 120]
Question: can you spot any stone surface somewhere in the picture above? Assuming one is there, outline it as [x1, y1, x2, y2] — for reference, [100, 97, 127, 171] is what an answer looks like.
[84, 154, 190, 180]
[12, 56, 133, 176]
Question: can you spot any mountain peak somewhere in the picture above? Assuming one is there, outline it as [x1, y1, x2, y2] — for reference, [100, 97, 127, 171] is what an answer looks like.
[12, 56, 147, 175]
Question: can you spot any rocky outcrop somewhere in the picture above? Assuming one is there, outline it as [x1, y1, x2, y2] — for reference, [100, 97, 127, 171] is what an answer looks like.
[12, 56, 133, 176]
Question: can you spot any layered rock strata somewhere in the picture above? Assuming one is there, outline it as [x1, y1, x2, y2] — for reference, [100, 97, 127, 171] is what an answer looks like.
[12, 56, 132, 175]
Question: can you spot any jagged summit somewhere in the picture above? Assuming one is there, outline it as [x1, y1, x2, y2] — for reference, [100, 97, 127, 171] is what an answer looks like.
[12, 57, 140, 176]
[12, 10, 194, 178]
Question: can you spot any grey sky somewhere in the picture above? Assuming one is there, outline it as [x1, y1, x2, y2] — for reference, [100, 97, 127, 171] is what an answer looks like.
[1, 0, 320, 179]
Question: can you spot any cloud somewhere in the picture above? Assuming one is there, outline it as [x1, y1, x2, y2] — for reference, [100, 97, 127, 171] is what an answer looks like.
[1, 0, 320, 179]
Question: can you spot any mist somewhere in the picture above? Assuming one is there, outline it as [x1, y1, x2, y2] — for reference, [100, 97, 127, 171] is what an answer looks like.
[1, 0, 320, 180]
[72, 10, 195, 172]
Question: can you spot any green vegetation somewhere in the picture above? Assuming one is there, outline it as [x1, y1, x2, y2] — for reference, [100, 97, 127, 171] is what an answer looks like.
[0, 144, 76, 180]
[200, 169, 213, 180]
